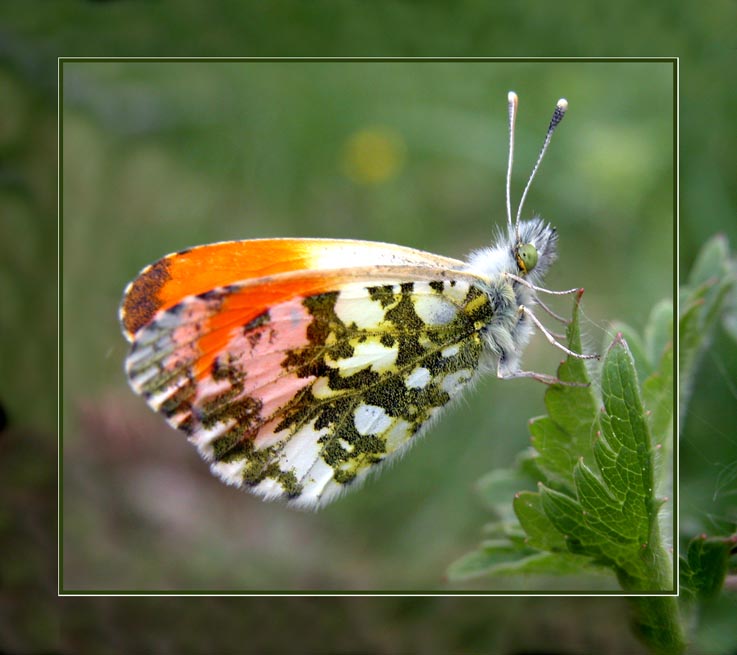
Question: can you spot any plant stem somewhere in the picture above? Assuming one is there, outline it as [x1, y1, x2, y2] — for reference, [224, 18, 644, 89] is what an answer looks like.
[628, 596, 685, 655]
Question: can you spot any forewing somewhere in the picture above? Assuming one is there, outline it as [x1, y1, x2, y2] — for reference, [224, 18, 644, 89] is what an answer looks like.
[125, 266, 495, 509]
[120, 238, 466, 340]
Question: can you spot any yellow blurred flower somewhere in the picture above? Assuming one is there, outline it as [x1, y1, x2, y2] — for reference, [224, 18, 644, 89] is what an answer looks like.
[341, 127, 406, 185]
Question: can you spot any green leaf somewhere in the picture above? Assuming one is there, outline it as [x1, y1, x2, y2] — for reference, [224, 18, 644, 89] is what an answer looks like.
[642, 341, 674, 451]
[598, 336, 653, 515]
[446, 540, 535, 581]
[528, 416, 577, 492]
[723, 252, 737, 344]
[680, 533, 737, 601]
[476, 468, 535, 519]
[447, 540, 603, 581]
[513, 490, 568, 552]
[679, 234, 736, 414]
[723, 286, 737, 343]
[473, 551, 605, 577]
[481, 520, 527, 544]
[516, 447, 547, 485]
[530, 292, 598, 491]
[538, 335, 672, 591]
[688, 232, 729, 287]
[615, 304, 673, 460]
[611, 320, 651, 382]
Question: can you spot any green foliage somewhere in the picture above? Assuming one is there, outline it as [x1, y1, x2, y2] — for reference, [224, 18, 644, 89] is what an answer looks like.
[680, 534, 737, 602]
[449, 237, 737, 655]
[679, 237, 737, 654]
[449, 289, 681, 653]
[448, 544, 598, 580]
[675, 238, 737, 651]
[628, 596, 684, 655]
[448, 292, 674, 592]
[679, 234, 736, 414]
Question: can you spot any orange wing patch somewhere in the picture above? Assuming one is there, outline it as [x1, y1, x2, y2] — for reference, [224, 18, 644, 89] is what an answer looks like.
[120, 238, 466, 340]
[121, 240, 318, 338]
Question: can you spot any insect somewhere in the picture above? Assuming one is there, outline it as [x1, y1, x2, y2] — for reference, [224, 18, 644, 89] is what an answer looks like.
[120, 91, 597, 509]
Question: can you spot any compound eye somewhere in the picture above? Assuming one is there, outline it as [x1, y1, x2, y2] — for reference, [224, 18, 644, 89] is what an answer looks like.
[515, 243, 539, 274]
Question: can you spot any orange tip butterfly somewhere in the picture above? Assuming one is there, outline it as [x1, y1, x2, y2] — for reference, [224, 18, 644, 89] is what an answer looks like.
[120, 91, 597, 510]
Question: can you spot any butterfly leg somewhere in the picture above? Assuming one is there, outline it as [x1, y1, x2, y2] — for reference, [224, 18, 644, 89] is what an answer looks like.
[496, 354, 590, 386]
[505, 273, 583, 327]
[519, 305, 599, 361]
[534, 297, 569, 325]
[505, 273, 582, 297]
[497, 365, 578, 386]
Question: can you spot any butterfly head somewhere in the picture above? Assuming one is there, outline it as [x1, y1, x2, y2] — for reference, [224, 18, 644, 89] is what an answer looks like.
[513, 217, 558, 282]
[515, 243, 537, 275]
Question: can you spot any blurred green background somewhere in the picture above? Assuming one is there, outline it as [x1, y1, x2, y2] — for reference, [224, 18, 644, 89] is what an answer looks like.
[59, 60, 673, 593]
[2, 1, 736, 653]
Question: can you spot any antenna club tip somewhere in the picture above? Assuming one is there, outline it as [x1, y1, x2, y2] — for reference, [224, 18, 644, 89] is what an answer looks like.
[508, 91, 518, 104]
[557, 98, 568, 110]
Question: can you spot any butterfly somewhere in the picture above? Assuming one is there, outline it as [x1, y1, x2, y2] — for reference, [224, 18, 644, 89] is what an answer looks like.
[120, 91, 596, 509]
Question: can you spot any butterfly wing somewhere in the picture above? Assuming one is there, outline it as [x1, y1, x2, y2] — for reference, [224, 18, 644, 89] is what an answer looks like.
[123, 241, 494, 509]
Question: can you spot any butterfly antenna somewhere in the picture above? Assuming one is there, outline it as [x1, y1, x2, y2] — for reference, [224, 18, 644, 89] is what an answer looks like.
[514, 97, 568, 231]
[506, 91, 518, 238]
